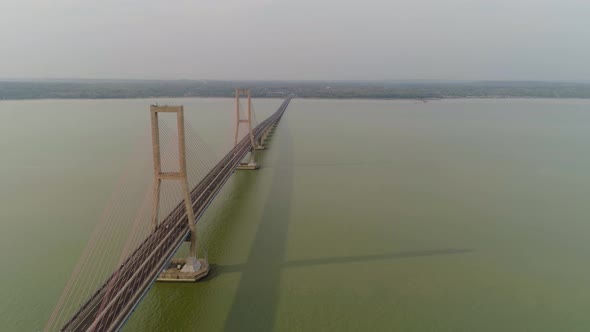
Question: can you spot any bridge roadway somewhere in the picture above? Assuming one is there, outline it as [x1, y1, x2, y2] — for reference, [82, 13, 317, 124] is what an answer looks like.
[61, 98, 291, 331]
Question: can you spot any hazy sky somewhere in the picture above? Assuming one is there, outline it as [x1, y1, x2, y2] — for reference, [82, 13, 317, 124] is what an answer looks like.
[1, 0, 589, 81]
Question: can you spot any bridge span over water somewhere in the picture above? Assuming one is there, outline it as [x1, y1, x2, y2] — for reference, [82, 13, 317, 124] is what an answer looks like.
[46, 93, 291, 331]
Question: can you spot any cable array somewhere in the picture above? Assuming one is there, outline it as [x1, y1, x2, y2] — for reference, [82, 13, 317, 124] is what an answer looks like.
[45, 115, 219, 331]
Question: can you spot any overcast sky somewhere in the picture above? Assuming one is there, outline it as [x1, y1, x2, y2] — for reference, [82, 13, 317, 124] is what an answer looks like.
[1, 0, 589, 81]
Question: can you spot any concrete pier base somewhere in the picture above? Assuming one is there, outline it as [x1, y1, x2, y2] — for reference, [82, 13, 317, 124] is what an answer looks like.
[236, 162, 259, 170]
[180, 256, 202, 273]
[254, 145, 266, 150]
[157, 258, 209, 282]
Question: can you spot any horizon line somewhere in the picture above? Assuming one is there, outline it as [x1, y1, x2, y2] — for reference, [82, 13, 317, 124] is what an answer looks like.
[1, 78, 590, 84]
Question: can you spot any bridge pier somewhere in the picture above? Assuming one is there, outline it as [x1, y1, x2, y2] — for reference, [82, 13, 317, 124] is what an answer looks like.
[254, 133, 268, 150]
[236, 164, 260, 170]
[235, 88, 263, 170]
[158, 258, 209, 282]
[149, 105, 210, 282]
[237, 151, 260, 170]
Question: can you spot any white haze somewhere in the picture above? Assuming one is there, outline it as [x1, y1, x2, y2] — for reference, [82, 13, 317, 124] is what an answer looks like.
[1, 0, 589, 81]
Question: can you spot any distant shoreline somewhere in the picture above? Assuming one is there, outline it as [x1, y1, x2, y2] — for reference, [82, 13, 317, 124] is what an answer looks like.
[4, 96, 590, 103]
[2, 80, 590, 100]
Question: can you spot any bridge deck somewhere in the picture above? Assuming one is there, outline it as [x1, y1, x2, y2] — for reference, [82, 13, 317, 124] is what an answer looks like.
[61, 98, 291, 332]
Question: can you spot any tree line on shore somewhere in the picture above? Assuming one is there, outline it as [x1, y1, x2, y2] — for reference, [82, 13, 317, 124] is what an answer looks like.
[2, 80, 590, 100]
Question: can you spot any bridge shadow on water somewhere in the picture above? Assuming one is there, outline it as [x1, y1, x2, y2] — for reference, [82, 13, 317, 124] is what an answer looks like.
[209, 248, 475, 279]
[221, 120, 475, 331]
[260, 159, 394, 169]
[223, 120, 295, 332]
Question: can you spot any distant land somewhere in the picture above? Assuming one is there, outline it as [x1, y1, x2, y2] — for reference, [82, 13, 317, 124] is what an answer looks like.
[2, 79, 590, 100]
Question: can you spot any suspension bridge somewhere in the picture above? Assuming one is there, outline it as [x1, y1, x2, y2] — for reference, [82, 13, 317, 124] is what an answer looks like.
[45, 90, 291, 331]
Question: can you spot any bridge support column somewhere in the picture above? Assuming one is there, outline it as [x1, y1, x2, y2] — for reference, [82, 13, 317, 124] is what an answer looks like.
[254, 143, 266, 150]
[235, 88, 262, 170]
[150, 105, 208, 278]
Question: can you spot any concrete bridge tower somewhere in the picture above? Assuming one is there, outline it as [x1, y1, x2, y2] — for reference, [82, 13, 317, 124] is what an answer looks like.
[149, 105, 202, 273]
[234, 88, 266, 170]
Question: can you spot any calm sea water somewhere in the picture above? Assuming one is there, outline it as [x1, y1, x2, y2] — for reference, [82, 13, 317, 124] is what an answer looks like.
[2, 98, 590, 331]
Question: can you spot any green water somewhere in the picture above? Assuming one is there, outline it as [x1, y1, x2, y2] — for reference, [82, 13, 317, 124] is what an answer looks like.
[2, 98, 590, 331]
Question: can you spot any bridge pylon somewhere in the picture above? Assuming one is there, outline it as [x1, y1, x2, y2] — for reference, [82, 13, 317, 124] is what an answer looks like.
[234, 88, 264, 170]
[149, 105, 203, 273]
